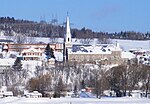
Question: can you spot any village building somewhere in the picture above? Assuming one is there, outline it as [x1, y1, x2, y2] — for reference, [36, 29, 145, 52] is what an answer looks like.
[67, 44, 123, 65]
[0, 39, 14, 44]
[1, 42, 64, 62]
[24, 91, 42, 98]
[63, 15, 134, 65]
[0, 86, 13, 97]
[21, 47, 42, 61]
[2, 43, 63, 53]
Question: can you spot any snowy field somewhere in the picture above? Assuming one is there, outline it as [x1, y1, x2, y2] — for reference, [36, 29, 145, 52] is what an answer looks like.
[34, 38, 150, 51]
[0, 97, 149, 104]
[112, 39, 150, 51]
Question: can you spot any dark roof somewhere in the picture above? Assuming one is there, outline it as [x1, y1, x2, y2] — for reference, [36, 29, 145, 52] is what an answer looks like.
[72, 45, 88, 52]
[0, 39, 14, 43]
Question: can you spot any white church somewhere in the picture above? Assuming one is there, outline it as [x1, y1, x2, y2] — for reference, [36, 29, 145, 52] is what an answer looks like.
[63, 14, 135, 65]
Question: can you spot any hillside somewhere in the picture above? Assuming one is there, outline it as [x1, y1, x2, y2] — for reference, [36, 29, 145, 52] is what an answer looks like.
[0, 17, 150, 40]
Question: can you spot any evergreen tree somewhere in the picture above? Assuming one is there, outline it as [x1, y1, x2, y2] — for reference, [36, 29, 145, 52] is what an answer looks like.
[50, 48, 55, 58]
[73, 85, 79, 96]
[81, 80, 85, 89]
[45, 43, 55, 60]
[12, 57, 22, 71]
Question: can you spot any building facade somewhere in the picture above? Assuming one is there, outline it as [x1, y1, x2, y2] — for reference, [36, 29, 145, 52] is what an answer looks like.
[2, 43, 63, 53]
[21, 47, 43, 61]
[67, 44, 123, 65]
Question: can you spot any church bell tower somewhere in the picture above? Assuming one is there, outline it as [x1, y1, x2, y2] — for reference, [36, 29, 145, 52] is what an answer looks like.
[65, 13, 72, 48]
[63, 13, 72, 62]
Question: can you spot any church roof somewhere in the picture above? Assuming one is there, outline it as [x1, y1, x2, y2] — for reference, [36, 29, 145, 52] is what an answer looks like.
[68, 44, 122, 54]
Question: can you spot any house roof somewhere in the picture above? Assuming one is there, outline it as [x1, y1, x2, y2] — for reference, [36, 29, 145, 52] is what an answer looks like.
[121, 52, 135, 59]
[0, 39, 14, 43]
[25, 91, 42, 96]
[4, 91, 13, 96]
[22, 47, 42, 53]
[68, 44, 122, 54]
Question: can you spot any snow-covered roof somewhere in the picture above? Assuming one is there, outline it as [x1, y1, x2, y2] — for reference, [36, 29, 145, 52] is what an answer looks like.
[25, 91, 42, 96]
[49, 58, 55, 61]
[121, 52, 136, 59]
[22, 47, 42, 53]
[133, 48, 148, 53]
[68, 44, 122, 54]
[0, 58, 15, 66]
[54, 52, 63, 61]
[3, 45, 8, 49]
[0, 39, 13, 43]
[4, 91, 13, 96]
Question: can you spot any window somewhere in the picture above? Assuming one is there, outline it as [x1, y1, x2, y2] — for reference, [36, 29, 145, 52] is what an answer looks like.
[68, 38, 69, 42]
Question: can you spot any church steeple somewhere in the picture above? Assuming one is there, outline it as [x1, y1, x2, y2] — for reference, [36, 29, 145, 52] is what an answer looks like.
[65, 13, 72, 44]
[63, 13, 72, 62]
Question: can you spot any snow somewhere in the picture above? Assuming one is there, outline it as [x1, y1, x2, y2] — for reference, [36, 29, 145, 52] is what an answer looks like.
[3, 45, 8, 49]
[22, 60, 42, 77]
[4, 91, 13, 96]
[0, 36, 150, 103]
[0, 97, 149, 104]
[121, 51, 135, 59]
[24, 91, 42, 98]
[54, 51, 63, 61]
[112, 39, 150, 51]
[21, 47, 42, 53]
[1, 36, 150, 52]
[0, 58, 15, 66]
[68, 44, 121, 54]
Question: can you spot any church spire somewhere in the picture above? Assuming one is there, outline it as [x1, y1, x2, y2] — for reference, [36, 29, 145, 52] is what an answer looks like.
[63, 13, 72, 62]
[65, 13, 72, 44]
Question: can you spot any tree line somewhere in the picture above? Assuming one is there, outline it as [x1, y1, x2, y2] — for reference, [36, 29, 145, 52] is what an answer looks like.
[0, 17, 150, 40]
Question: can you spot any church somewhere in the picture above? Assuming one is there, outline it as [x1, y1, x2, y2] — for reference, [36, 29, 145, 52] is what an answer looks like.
[63, 15, 125, 65]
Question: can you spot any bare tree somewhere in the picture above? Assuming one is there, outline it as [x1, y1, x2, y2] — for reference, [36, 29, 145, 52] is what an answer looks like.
[54, 76, 67, 97]
[26, 36, 35, 44]
[80, 38, 92, 45]
[141, 65, 150, 97]
[14, 33, 27, 44]
[49, 36, 58, 43]
[26, 73, 52, 96]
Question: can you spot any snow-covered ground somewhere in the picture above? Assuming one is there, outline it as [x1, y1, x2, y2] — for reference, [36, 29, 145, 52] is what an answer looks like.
[112, 39, 150, 51]
[0, 97, 149, 104]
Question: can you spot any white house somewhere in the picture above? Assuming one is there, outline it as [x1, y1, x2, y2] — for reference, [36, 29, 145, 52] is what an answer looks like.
[0, 86, 13, 97]
[24, 91, 42, 98]
[21, 47, 42, 61]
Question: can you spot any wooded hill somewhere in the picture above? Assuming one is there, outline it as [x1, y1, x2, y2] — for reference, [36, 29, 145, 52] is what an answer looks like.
[0, 17, 150, 40]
